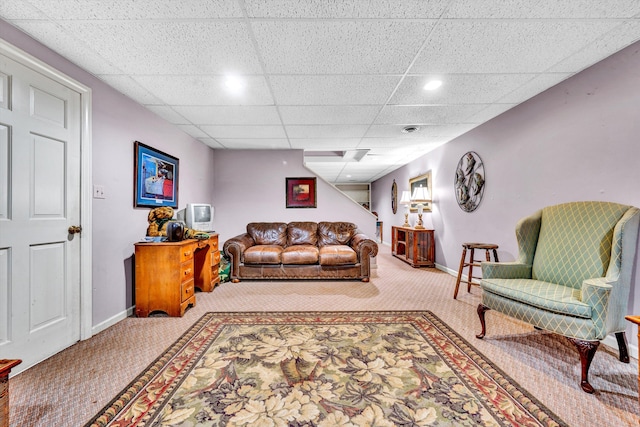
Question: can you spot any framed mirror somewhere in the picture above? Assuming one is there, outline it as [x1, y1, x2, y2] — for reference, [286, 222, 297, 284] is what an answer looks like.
[409, 171, 432, 213]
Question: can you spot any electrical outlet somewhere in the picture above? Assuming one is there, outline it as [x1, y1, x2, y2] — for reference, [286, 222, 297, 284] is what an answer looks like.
[93, 184, 106, 199]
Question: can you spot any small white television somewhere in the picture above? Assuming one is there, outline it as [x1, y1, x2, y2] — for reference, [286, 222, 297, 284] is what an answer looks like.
[178, 203, 214, 232]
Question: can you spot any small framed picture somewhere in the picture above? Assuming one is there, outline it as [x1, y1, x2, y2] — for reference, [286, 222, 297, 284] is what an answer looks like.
[286, 177, 317, 208]
[134, 141, 179, 208]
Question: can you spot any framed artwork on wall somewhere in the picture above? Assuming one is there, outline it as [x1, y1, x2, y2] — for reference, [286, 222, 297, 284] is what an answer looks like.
[134, 141, 179, 208]
[391, 179, 398, 214]
[286, 177, 317, 208]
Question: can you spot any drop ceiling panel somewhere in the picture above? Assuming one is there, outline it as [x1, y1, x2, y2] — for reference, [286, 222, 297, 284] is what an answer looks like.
[173, 106, 281, 125]
[498, 74, 572, 103]
[269, 75, 401, 105]
[410, 20, 621, 74]
[30, 0, 243, 20]
[444, 0, 640, 19]
[286, 125, 370, 139]
[198, 138, 225, 149]
[290, 139, 362, 149]
[252, 20, 437, 74]
[214, 139, 291, 149]
[200, 125, 287, 139]
[98, 75, 164, 104]
[60, 21, 262, 75]
[375, 105, 488, 125]
[133, 75, 274, 105]
[146, 106, 189, 125]
[279, 106, 381, 125]
[177, 125, 210, 139]
[244, 0, 449, 19]
[366, 124, 478, 138]
[391, 74, 539, 105]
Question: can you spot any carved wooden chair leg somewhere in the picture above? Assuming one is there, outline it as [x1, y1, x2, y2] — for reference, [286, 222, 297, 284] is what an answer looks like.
[615, 331, 630, 363]
[476, 304, 490, 339]
[567, 337, 599, 393]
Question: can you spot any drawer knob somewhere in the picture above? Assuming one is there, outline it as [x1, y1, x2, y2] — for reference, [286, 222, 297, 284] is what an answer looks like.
[184, 250, 192, 257]
[184, 269, 192, 276]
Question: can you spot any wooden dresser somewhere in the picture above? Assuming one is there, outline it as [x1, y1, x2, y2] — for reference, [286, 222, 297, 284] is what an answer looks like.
[0, 359, 21, 427]
[134, 234, 219, 317]
[625, 315, 640, 402]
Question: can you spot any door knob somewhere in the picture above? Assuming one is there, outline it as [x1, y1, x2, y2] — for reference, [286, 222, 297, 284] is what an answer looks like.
[68, 225, 82, 234]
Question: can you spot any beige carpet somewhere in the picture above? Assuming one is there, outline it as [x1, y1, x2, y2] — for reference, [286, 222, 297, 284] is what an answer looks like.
[8, 251, 640, 426]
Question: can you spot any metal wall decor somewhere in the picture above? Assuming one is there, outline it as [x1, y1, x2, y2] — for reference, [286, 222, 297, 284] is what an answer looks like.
[391, 180, 398, 214]
[455, 151, 485, 212]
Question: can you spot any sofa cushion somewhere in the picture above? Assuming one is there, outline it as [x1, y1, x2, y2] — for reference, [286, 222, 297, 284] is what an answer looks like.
[287, 222, 318, 246]
[282, 245, 319, 265]
[247, 222, 288, 246]
[244, 245, 283, 265]
[319, 245, 357, 266]
[318, 222, 357, 247]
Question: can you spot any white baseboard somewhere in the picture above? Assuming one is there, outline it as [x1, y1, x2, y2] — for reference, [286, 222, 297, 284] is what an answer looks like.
[90, 306, 135, 337]
[437, 263, 639, 361]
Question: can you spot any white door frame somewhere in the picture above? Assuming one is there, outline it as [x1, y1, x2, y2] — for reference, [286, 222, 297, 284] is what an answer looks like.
[0, 39, 93, 341]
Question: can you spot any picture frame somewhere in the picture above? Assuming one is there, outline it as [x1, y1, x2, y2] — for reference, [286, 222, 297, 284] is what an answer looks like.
[286, 177, 317, 208]
[134, 141, 179, 208]
[409, 171, 432, 213]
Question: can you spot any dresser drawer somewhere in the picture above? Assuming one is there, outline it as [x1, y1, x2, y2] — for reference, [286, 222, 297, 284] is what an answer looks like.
[211, 250, 221, 266]
[180, 261, 194, 282]
[210, 236, 219, 252]
[180, 243, 195, 263]
[181, 279, 195, 302]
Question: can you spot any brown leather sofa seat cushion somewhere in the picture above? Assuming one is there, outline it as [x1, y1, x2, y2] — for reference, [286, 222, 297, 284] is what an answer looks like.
[244, 245, 283, 264]
[318, 222, 357, 246]
[247, 222, 288, 246]
[287, 222, 318, 246]
[319, 245, 357, 266]
[282, 245, 319, 265]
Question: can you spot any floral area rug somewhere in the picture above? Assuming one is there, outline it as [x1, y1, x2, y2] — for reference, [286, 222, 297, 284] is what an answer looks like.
[85, 311, 567, 427]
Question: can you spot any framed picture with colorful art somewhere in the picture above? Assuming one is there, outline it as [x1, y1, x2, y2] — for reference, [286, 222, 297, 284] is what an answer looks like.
[286, 177, 317, 208]
[134, 141, 179, 208]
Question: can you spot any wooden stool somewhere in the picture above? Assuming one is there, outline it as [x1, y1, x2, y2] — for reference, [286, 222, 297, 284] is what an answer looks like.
[454, 243, 499, 299]
[0, 359, 21, 427]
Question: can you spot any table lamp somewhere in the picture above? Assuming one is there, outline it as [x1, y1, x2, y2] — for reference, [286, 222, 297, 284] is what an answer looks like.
[411, 185, 431, 230]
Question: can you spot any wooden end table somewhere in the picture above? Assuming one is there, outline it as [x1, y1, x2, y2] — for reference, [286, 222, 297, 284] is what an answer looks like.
[0, 359, 22, 427]
[625, 315, 640, 403]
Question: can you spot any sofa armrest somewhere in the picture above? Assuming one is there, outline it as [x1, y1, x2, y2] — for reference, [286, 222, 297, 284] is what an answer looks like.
[223, 233, 256, 281]
[482, 262, 532, 279]
[350, 233, 379, 260]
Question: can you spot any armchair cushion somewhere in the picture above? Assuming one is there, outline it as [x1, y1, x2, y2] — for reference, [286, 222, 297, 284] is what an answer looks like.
[319, 245, 357, 266]
[244, 245, 283, 264]
[282, 245, 319, 265]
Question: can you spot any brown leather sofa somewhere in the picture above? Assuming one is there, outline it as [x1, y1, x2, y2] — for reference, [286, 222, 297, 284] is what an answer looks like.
[223, 221, 378, 282]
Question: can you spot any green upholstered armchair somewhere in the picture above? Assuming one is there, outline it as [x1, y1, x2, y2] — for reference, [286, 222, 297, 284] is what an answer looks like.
[476, 201, 640, 393]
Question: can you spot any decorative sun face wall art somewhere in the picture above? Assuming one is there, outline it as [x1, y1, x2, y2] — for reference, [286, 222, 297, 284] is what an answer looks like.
[455, 151, 485, 212]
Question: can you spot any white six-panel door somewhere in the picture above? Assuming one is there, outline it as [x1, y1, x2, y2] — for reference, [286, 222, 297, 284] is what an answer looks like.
[0, 50, 82, 371]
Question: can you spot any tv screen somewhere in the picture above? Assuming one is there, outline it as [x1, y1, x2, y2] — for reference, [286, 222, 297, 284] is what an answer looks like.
[193, 205, 210, 222]
[185, 203, 214, 232]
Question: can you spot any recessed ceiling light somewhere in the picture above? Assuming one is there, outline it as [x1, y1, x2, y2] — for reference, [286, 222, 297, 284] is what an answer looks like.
[402, 125, 420, 134]
[224, 75, 245, 93]
[423, 80, 442, 91]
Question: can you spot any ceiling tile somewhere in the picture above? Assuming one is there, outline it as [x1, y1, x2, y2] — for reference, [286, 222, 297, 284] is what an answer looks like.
[444, 0, 640, 18]
[30, 0, 243, 19]
[269, 75, 401, 105]
[98, 75, 164, 104]
[245, 0, 449, 18]
[498, 73, 572, 103]
[465, 104, 518, 124]
[391, 74, 538, 105]
[285, 125, 370, 139]
[375, 105, 488, 125]
[549, 21, 640, 72]
[173, 106, 281, 125]
[200, 125, 287, 139]
[290, 139, 362, 149]
[279, 106, 380, 125]
[410, 20, 621, 74]
[0, 2, 45, 19]
[60, 21, 262, 75]
[198, 138, 225, 149]
[366, 124, 478, 138]
[145, 106, 189, 124]
[133, 75, 274, 105]
[252, 20, 437, 74]
[177, 125, 210, 139]
[215, 139, 291, 149]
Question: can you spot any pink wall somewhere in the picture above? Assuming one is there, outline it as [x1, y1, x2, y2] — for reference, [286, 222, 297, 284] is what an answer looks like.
[213, 150, 377, 243]
[1, 21, 216, 327]
[372, 41, 640, 347]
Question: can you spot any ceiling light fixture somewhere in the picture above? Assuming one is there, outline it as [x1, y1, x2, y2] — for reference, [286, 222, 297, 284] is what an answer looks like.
[224, 75, 245, 93]
[423, 80, 443, 91]
[402, 125, 420, 134]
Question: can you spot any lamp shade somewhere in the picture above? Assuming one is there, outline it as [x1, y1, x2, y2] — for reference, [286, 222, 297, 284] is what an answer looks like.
[411, 185, 431, 202]
[399, 190, 412, 205]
